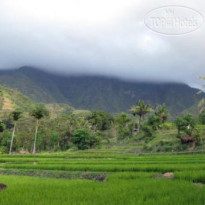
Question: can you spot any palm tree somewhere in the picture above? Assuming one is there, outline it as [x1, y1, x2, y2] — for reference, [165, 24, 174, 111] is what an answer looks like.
[9, 109, 22, 154]
[155, 104, 169, 123]
[130, 100, 153, 132]
[31, 104, 49, 154]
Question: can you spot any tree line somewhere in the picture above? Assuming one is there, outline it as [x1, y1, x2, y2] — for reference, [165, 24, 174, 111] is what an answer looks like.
[0, 99, 204, 153]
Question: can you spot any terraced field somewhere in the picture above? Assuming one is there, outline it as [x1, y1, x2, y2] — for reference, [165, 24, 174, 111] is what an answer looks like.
[0, 151, 205, 204]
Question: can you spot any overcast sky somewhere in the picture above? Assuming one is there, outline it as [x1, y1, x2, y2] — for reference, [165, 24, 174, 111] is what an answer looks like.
[0, 0, 205, 88]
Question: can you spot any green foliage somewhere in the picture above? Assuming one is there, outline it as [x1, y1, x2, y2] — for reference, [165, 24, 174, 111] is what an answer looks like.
[130, 100, 153, 133]
[0, 85, 36, 112]
[146, 104, 168, 130]
[12, 109, 22, 121]
[147, 115, 161, 131]
[71, 128, 101, 150]
[199, 111, 205, 125]
[141, 104, 169, 139]
[31, 104, 49, 120]
[0, 81, 205, 153]
[0, 67, 203, 115]
[50, 132, 60, 147]
[89, 133, 101, 149]
[162, 122, 174, 129]
[0, 130, 11, 152]
[87, 111, 113, 131]
[115, 113, 132, 139]
[141, 124, 154, 138]
[130, 100, 153, 118]
[2, 154, 205, 205]
[175, 114, 196, 136]
[0, 146, 6, 154]
[0, 121, 6, 132]
[155, 104, 169, 123]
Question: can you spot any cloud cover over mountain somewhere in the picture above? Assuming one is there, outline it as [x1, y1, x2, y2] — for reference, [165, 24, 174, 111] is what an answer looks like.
[0, 0, 204, 88]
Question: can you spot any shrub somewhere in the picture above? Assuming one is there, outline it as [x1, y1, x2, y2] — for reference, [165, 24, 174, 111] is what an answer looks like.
[147, 114, 161, 130]
[141, 124, 154, 138]
[71, 129, 90, 150]
[115, 113, 132, 139]
[0, 122, 6, 132]
[71, 128, 101, 150]
[87, 111, 113, 131]
[0, 146, 6, 154]
[199, 111, 205, 125]
[175, 114, 196, 136]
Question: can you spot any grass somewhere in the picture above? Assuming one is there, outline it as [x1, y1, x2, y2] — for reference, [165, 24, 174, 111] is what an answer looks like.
[1, 175, 205, 205]
[0, 152, 205, 204]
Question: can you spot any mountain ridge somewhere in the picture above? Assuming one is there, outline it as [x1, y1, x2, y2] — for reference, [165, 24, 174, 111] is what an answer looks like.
[0, 66, 203, 114]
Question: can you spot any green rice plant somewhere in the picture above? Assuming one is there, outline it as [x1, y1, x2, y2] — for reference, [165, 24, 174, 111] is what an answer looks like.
[0, 175, 205, 205]
[175, 170, 205, 183]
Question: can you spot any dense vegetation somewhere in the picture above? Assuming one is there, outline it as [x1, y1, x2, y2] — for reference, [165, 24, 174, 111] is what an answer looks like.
[0, 84, 204, 154]
[0, 73, 204, 205]
[0, 74, 203, 154]
[0, 66, 203, 114]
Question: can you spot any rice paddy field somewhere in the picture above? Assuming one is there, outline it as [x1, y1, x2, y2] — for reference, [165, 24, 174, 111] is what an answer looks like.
[0, 151, 205, 204]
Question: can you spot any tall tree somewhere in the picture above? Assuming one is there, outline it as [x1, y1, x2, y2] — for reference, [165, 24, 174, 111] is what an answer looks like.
[175, 114, 196, 136]
[71, 128, 101, 150]
[87, 111, 113, 131]
[130, 100, 153, 132]
[115, 113, 131, 138]
[155, 104, 169, 124]
[31, 104, 49, 154]
[9, 110, 22, 154]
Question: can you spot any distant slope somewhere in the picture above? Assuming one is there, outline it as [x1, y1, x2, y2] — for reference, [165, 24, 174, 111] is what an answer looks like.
[0, 85, 36, 112]
[45, 103, 74, 119]
[0, 66, 203, 115]
[0, 85, 74, 118]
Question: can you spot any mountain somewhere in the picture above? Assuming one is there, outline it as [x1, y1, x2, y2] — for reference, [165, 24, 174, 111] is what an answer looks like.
[0, 66, 203, 115]
[0, 84, 36, 112]
[0, 84, 74, 119]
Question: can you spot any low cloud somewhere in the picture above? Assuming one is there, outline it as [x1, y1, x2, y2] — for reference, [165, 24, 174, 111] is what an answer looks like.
[0, 0, 205, 88]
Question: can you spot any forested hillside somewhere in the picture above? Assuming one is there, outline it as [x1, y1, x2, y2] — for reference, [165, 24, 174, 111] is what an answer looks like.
[0, 66, 203, 115]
